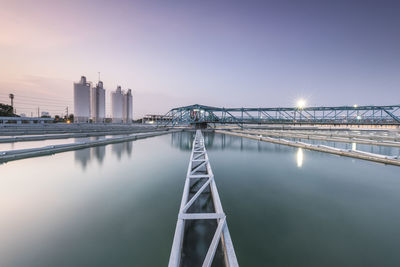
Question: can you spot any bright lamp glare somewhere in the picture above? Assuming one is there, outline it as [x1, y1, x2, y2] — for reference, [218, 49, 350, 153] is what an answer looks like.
[297, 148, 304, 168]
[297, 99, 306, 109]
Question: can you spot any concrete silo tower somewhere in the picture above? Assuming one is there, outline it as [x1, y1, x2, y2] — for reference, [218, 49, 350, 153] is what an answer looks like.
[123, 89, 133, 123]
[111, 86, 124, 123]
[73, 76, 91, 123]
[91, 81, 106, 123]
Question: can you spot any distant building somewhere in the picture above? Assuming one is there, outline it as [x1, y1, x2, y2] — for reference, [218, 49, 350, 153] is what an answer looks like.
[143, 114, 171, 124]
[73, 76, 91, 123]
[41, 111, 50, 117]
[123, 89, 133, 123]
[91, 81, 106, 123]
[74, 75, 131, 123]
[111, 86, 124, 123]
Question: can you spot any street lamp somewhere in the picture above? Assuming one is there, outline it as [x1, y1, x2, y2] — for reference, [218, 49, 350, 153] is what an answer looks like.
[295, 99, 306, 122]
[9, 94, 14, 107]
[297, 99, 306, 109]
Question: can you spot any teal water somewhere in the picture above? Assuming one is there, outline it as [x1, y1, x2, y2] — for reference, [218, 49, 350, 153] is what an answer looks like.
[0, 135, 128, 151]
[202, 132, 400, 267]
[278, 137, 400, 157]
[0, 135, 186, 267]
[1, 131, 400, 266]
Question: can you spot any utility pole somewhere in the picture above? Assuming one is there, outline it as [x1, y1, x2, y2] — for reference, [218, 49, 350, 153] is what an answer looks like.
[37, 107, 40, 118]
[66, 106, 69, 117]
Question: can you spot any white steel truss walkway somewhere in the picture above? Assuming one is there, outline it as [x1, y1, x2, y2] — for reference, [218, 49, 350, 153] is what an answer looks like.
[169, 130, 239, 267]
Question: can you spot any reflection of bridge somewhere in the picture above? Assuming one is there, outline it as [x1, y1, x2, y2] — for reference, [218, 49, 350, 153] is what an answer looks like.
[158, 104, 400, 127]
[171, 131, 279, 152]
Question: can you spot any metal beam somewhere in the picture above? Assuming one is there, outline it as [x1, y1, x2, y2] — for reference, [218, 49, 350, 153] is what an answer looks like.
[159, 104, 400, 126]
[168, 130, 239, 267]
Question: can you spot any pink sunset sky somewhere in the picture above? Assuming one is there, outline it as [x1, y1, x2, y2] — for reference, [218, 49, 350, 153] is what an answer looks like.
[1, 0, 399, 118]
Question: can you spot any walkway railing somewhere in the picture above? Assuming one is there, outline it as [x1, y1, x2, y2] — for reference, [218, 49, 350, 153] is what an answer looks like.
[169, 130, 239, 267]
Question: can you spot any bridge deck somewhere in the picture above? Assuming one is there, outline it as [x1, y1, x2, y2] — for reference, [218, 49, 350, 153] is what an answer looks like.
[158, 104, 400, 126]
[168, 130, 238, 267]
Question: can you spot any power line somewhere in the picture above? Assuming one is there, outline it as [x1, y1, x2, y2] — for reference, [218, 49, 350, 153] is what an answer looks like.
[16, 107, 67, 112]
[0, 100, 72, 108]
[0, 93, 73, 104]
[0, 93, 115, 117]
[0, 98, 73, 105]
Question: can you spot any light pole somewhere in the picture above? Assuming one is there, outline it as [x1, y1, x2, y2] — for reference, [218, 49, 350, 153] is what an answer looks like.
[9, 94, 14, 106]
[9, 93, 14, 111]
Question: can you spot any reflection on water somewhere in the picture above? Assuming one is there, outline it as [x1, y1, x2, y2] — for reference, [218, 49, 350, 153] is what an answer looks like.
[296, 148, 304, 168]
[352, 142, 357, 150]
[0, 134, 187, 267]
[0, 137, 88, 152]
[171, 131, 195, 150]
[74, 137, 133, 170]
[91, 137, 105, 164]
[112, 141, 133, 160]
[172, 131, 313, 169]
[171, 131, 290, 152]
[93, 146, 106, 164]
[283, 137, 400, 157]
[1, 132, 400, 267]
[74, 147, 91, 169]
[204, 132, 400, 267]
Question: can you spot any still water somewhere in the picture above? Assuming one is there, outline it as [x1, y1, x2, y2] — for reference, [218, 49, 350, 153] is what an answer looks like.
[277, 137, 400, 157]
[0, 135, 128, 152]
[1, 132, 400, 267]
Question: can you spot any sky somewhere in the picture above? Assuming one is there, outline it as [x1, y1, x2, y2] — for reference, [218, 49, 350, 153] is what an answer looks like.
[0, 0, 399, 118]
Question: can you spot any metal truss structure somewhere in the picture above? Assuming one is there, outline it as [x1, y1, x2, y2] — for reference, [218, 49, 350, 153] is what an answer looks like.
[158, 104, 400, 127]
[169, 130, 238, 267]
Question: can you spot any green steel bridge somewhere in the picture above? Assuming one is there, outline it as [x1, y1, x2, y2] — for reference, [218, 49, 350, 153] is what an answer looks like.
[157, 104, 400, 127]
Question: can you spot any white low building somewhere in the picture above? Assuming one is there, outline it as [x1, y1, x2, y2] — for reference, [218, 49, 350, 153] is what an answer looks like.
[41, 111, 50, 117]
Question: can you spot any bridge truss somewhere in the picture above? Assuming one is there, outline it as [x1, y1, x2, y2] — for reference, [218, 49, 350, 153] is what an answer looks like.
[169, 130, 238, 267]
[158, 104, 400, 127]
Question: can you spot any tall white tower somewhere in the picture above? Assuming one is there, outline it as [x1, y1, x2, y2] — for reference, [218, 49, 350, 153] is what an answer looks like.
[111, 86, 124, 123]
[123, 89, 133, 123]
[73, 76, 91, 123]
[91, 81, 106, 123]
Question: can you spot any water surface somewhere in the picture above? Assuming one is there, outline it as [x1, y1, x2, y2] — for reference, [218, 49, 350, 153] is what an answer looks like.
[279, 137, 400, 157]
[0, 135, 128, 151]
[202, 132, 400, 267]
[1, 131, 400, 267]
[0, 134, 186, 267]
